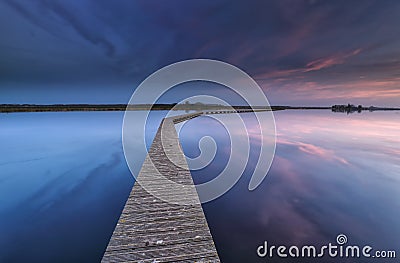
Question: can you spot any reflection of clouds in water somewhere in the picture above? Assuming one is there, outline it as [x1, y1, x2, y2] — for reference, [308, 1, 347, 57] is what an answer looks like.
[27, 152, 123, 213]
[277, 138, 349, 165]
[1, 111, 399, 262]
[199, 111, 400, 262]
[274, 111, 400, 182]
[256, 156, 325, 245]
[0, 112, 133, 263]
[0, 146, 132, 263]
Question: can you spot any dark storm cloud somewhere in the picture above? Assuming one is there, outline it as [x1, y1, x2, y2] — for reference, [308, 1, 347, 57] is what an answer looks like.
[4, 0, 115, 56]
[1, 0, 399, 105]
[43, 1, 116, 57]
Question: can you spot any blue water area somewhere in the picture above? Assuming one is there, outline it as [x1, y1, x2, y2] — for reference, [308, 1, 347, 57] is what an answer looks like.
[0, 110, 399, 262]
[0, 112, 146, 263]
[179, 110, 400, 262]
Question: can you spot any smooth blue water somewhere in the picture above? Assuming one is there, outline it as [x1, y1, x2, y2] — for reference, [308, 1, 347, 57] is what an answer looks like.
[179, 110, 400, 262]
[0, 110, 399, 262]
[0, 112, 135, 263]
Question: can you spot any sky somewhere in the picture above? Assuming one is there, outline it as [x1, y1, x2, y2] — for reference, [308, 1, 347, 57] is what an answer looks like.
[1, 0, 399, 106]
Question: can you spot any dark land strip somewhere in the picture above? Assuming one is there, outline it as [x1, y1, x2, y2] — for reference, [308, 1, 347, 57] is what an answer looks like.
[0, 103, 398, 113]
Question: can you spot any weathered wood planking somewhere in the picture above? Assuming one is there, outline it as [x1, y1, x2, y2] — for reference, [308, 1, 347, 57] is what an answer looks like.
[102, 112, 220, 263]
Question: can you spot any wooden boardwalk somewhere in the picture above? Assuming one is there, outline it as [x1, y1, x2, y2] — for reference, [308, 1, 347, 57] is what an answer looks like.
[102, 112, 220, 262]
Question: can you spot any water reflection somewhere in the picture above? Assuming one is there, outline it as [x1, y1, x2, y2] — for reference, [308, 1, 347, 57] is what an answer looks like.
[0, 112, 134, 263]
[0, 110, 399, 262]
[180, 110, 400, 262]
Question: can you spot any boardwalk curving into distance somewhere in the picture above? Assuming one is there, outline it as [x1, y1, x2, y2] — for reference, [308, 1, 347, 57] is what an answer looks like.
[102, 112, 221, 262]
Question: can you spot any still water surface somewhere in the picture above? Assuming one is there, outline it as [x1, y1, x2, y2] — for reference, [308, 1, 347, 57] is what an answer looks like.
[0, 110, 399, 262]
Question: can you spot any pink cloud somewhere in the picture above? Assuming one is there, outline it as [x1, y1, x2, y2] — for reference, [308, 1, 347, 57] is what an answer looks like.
[277, 138, 349, 165]
[305, 48, 362, 71]
[260, 76, 400, 106]
[258, 48, 363, 79]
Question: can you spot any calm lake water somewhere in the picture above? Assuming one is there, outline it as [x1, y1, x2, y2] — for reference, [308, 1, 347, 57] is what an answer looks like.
[0, 110, 399, 262]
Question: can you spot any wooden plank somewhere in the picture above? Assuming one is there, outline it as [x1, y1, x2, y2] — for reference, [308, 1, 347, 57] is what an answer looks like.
[102, 113, 220, 262]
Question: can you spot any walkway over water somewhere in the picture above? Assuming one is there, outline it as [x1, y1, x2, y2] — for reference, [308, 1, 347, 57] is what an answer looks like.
[102, 112, 220, 262]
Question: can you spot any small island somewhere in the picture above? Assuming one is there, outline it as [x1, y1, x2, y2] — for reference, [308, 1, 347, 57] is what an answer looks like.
[332, 104, 400, 114]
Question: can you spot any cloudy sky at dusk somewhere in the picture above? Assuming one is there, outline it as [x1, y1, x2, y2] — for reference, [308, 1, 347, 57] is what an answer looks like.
[1, 0, 400, 106]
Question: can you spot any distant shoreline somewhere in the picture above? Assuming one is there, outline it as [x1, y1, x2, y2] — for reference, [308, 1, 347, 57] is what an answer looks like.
[0, 104, 399, 113]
